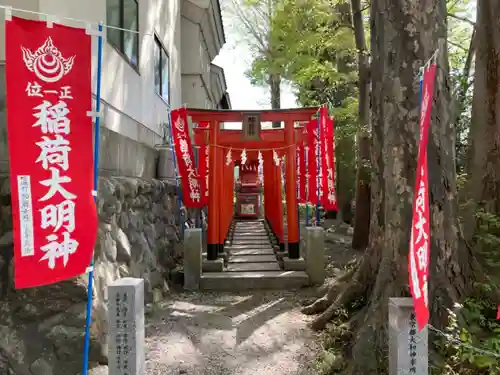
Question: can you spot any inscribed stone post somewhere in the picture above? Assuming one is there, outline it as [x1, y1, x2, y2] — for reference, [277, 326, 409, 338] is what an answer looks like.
[304, 227, 325, 285]
[388, 297, 428, 375]
[184, 228, 202, 290]
[108, 277, 145, 375]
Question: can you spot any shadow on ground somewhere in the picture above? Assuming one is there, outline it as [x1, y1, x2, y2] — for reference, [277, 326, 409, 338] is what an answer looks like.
[144, 290, 320, 375]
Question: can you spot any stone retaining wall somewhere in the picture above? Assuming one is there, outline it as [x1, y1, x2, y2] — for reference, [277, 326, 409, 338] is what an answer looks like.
[0, 176, 182, 375]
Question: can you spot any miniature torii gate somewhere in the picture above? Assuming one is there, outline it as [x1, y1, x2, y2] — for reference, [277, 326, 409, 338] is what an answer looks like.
[189, 108, 318, 262]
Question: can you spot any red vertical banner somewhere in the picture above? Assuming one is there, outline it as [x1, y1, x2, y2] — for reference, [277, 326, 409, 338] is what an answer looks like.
[408, 63, 437, 331]
[320, 111, 338, 211]
[296, 142, 306, 203]
[306, 119, 318, 204]
[6, 17, 97, 289]
[197, 121, 209, 206]
[171, 108, 203, 208]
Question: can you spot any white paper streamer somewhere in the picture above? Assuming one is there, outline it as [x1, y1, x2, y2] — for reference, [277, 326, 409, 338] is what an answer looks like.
[241, 149, 247, 165]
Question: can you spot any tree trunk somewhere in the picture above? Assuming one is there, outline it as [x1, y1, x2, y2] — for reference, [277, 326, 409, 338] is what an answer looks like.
[350, 0, 371, 250]
[270, 73, 281, 128]
[465, 0, 500, 242]
[302, 0, 480, 372]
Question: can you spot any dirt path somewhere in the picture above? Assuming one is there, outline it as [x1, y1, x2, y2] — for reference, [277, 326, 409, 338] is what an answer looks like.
[144, 290, 321, 375]
[87, 225, 360, 375]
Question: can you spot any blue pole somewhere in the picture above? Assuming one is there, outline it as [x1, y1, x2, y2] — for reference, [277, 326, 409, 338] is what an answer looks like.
[167, 109, 184, 238]
[82, 23, 103, 375]
[296, 148, 300, 236]
[194, 145, 200, 229]
[305, 142, 309, 226]
[315, 114, 321, 225]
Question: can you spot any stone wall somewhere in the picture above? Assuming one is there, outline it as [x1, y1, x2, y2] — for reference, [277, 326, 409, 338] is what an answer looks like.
[0, 176, 182, 374]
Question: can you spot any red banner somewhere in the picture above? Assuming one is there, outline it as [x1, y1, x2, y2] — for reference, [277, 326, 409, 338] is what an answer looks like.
[306, 119, 319, 204]
[408, 63, 437, 331]
[6, 17, 97, 289]
[320, 109, 338, 211]
[198, 121, 209, 206]
[296, 141, 306, 203]
[171, 108, 203, 208]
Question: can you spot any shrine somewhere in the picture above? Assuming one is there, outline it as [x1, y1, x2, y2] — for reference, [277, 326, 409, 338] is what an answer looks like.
[189, 108, 319, 261]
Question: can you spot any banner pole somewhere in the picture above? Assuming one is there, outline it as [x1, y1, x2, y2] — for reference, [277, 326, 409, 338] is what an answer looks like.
[167, 108, 184, 237]
[82, 22, 103, 375]
[305, 142, 309, 226]
[315, 114, 321, 225]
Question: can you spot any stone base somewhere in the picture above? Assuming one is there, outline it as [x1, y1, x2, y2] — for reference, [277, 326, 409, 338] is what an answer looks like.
[202, 259, 224, 272]
[283, 257, 306, 271]
[220, 252, 229, 265]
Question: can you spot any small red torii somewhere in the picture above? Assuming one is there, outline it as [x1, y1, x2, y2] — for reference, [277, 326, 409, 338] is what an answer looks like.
[188, 107, 318, 261]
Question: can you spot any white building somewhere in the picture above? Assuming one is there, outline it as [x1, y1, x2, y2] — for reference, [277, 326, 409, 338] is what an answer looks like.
[0, 0, 230, 179]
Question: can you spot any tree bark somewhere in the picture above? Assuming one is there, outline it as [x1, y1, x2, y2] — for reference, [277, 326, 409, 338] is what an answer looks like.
[302, 0, 480, 372]
[270, 73, 281, 128]
[350, 0, 371, 250]
[465, 0, 500, 241]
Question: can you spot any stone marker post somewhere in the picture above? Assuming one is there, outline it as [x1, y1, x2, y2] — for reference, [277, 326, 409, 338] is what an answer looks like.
[108, 277, 145, 375]
[184, 228, 202, 290]
[389, 297, 428, 375]
[304, 227, 325, 285]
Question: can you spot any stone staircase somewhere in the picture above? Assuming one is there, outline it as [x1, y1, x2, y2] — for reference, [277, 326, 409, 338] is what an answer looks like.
[200, 219, 309, 291]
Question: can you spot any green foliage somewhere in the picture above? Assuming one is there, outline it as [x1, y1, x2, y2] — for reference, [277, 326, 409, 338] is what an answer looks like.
[474, 209, 500, 272]
[435, 297, 500, 375]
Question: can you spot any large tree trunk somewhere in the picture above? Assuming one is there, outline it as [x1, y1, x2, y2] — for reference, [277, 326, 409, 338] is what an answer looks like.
[302, 0, 480, 372]
[350, 0, 371, 250]
[270, 73, 281, 128]
[465, 0, 500, 242]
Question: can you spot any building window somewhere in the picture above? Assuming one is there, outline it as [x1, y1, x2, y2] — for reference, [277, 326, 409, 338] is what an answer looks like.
[154, 36, 169, 103]
[106, 0, 139, 68]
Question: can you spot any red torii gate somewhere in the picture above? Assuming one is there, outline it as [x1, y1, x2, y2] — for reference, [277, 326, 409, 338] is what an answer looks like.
[188, 108, 318, 261]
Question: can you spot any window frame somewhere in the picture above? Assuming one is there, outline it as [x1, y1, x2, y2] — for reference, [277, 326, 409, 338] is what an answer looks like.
[153, 35, 170, 105]
[106, 0, 139, 70]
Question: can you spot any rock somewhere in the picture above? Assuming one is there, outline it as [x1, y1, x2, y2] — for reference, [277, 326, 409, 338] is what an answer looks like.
[113, 227, 131, 263]
[0, 232, 12, 246]
[87, 365, 108, 375]
[30, 358, 53, 375]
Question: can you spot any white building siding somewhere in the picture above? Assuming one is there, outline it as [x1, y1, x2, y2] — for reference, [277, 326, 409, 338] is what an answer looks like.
[0, 0, 182, 147]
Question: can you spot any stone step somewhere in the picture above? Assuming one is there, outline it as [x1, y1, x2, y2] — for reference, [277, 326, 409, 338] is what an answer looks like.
[228, 248, 274, 256]
[232, 236, 270, 241]
[233, 231, 268, 235]
[233, 230, 268, 234]
[232, 239, 270, 242]
[231, 241, 273, 249]
[200, 271, 309, 291]
[227, 244, 273, 249]
[234, 227, 266, 233]
[234, 223, 266, 229]
[226, 262, 280, 272]
[231, 243, 272, 247]
[229, 254, 277, 263]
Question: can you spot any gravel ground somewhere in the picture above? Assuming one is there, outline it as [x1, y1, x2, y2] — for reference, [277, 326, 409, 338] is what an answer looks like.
[143, 289, 321, 375]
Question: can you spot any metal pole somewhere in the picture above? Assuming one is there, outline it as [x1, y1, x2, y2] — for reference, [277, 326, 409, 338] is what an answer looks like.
[167, 109, 184, 238]
[316, 115, 321, 225]
[82, 22, 103, 375]
[194, 144, 201, 229]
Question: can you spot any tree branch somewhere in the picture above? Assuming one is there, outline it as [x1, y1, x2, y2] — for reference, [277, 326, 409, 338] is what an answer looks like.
[447, 12, 475, 27]
[448, 40, 469, 51]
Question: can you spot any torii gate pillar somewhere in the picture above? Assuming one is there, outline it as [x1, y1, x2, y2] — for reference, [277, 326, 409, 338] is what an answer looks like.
[285, 120, 300, 258]
[207, 120, 221, 260]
